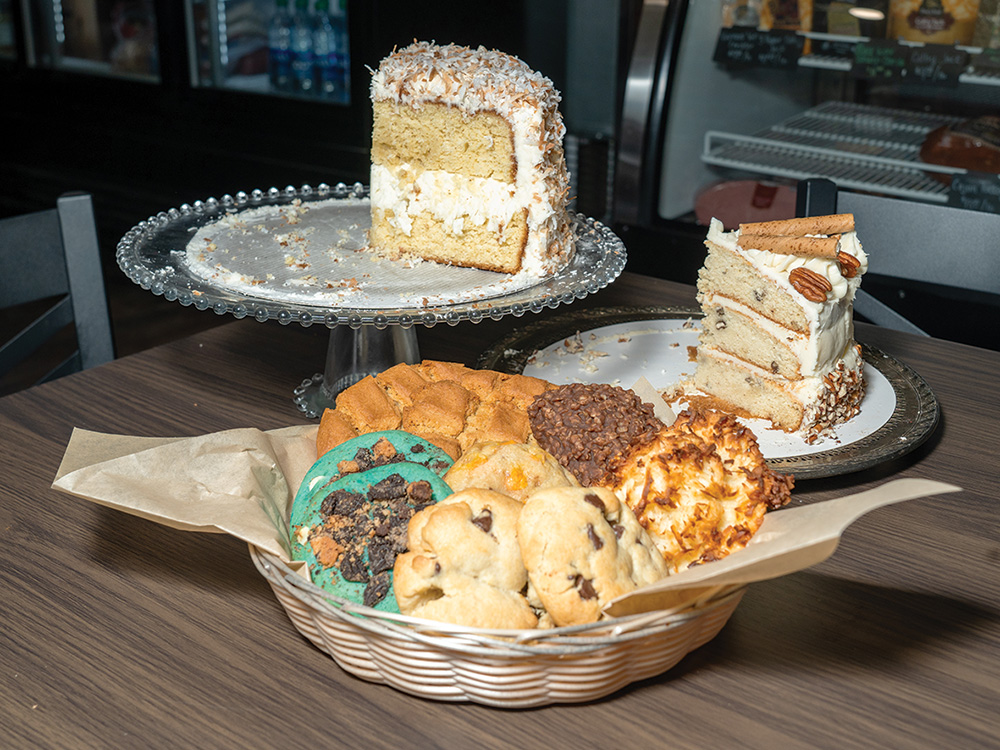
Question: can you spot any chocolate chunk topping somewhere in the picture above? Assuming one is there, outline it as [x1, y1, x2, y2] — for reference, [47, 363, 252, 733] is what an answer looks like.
[339, 548, 369, 583]
[371, 505, 393, 536]
[586, 523, 603, 550]
[352, 447, 375, 472]
[368, 537, 396, 574]
[363, 571, 391, 607]
[321, 489, 365, 517]
[369, 473, 408, 501]
[410, 444, 426, 453]
[345, 440, 405, 474]
[613, 524, 625, 539]
[574, 574, 598, 601]
[471, 509, 493, 533]
[583, 493, 606, 512]
[407, 479, 435, 507]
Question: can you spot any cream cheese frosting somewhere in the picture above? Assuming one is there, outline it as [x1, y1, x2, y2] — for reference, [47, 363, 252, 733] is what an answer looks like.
[700, 291, 854, 376]
[707, 217, 869, 303]
[705, 216, 867, 378]
[693, 216, 868, 440]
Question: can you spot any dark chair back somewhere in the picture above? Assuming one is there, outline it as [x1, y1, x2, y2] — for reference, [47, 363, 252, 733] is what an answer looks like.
[796, 178, 1000, 337]
[1, 192, 115, 386]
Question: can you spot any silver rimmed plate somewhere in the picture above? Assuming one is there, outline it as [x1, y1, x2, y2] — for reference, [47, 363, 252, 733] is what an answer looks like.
[477, 306, 940, 479]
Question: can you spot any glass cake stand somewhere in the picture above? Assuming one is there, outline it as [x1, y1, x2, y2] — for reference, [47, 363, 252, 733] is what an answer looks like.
[116, 183, 627, 417]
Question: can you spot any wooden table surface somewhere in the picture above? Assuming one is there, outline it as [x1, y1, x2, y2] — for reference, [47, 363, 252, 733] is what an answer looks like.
[2, 272, 998, 749]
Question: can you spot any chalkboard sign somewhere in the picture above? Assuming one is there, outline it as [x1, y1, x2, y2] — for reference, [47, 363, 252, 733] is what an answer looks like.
[948, 172, 1000, 214]
[713, 28, 803, 70]
[851, 40, 909, 81]
[906, 45, 969, 87]
[970, 48, 1000, 75]
[812, 38, 856, 59]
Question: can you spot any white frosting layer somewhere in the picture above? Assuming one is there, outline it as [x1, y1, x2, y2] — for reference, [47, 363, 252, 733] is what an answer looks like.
[371, 163, 519, 236]
[701, 291, 854, 376]
[705, 216, 867, 379]
[369, 42, 572, 277]
[700, 340, 862, 404]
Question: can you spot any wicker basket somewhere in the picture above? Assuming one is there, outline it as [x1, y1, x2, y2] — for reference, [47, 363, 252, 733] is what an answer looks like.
[250, 545, 744, 708]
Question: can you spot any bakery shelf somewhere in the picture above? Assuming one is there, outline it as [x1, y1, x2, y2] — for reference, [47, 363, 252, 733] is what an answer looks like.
[794, 32, 1000, 86]
[701, 101, 963, 202]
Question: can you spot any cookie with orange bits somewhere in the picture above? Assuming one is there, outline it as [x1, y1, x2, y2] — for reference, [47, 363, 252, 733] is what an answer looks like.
[443, 441, 578, 503]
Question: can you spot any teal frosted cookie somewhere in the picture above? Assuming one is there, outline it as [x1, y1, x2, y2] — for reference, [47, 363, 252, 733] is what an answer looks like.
[291, 462, 453, 612]
[297, 430, 453, 503]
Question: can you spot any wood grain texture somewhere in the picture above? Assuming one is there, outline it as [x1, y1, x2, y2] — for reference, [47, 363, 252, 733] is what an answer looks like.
[2, 273, 998, 749]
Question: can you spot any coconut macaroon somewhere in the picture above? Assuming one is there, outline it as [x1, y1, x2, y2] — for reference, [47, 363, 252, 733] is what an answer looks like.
[607, 410, 793, 573]
[369, 41, 574, 276]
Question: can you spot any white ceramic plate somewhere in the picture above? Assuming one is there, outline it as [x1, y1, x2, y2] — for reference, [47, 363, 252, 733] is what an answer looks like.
[478, 306, 940, 479]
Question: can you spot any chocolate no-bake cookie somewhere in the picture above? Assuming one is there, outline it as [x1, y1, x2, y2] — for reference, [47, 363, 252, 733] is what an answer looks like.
[527, 382, 664, 486]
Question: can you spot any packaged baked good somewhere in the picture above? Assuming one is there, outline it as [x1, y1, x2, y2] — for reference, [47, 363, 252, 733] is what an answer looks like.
[889, 0, 982, 45]
[973, 0, 1000, 47]
[920, 115, 1000, 180]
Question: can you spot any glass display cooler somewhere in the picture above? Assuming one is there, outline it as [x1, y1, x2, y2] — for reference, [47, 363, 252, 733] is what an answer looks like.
[188, 0, 351, 103]
[614, 0, 1000, 285]
[19, 0, 161, 80]
[16, 0, 352, 95]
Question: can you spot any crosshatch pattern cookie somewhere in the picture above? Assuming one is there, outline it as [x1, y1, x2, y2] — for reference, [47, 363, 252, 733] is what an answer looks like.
[291, 462, 453, 612]
[517, 486, 669, 627]
[393, 489, 537, 629]
[317, 361, 554, 461]
[443, 440, 579, 502]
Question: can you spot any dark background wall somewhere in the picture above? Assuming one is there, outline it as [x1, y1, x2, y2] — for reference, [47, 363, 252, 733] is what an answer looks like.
[0, 2, 568, 256]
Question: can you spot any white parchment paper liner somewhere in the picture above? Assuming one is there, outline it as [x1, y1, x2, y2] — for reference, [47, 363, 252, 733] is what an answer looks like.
[51, 417, 960, 620]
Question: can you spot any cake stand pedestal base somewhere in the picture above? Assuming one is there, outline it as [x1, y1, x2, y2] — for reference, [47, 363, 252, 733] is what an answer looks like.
[293, 326, 420, 418]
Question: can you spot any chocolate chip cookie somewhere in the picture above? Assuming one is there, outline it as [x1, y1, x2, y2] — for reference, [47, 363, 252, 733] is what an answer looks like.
[393, 488, 538, 629]
[517, 486, 669, 627]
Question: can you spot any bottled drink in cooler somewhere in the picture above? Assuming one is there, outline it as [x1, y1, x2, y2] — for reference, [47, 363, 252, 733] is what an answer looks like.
[312, 0, 346, 100]
[290, 0, 314, 94]
[333, 0, 350, 99]
[268, 0, 293, 92]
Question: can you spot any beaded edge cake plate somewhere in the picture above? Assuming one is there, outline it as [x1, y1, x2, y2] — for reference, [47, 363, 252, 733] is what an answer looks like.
[115, 184, 626, 328]
[476, 306, 940, 480]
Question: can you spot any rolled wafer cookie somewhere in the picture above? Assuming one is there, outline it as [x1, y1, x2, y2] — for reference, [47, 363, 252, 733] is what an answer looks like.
[738, 213, 855, 237]
[737, 233, 841, 258]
